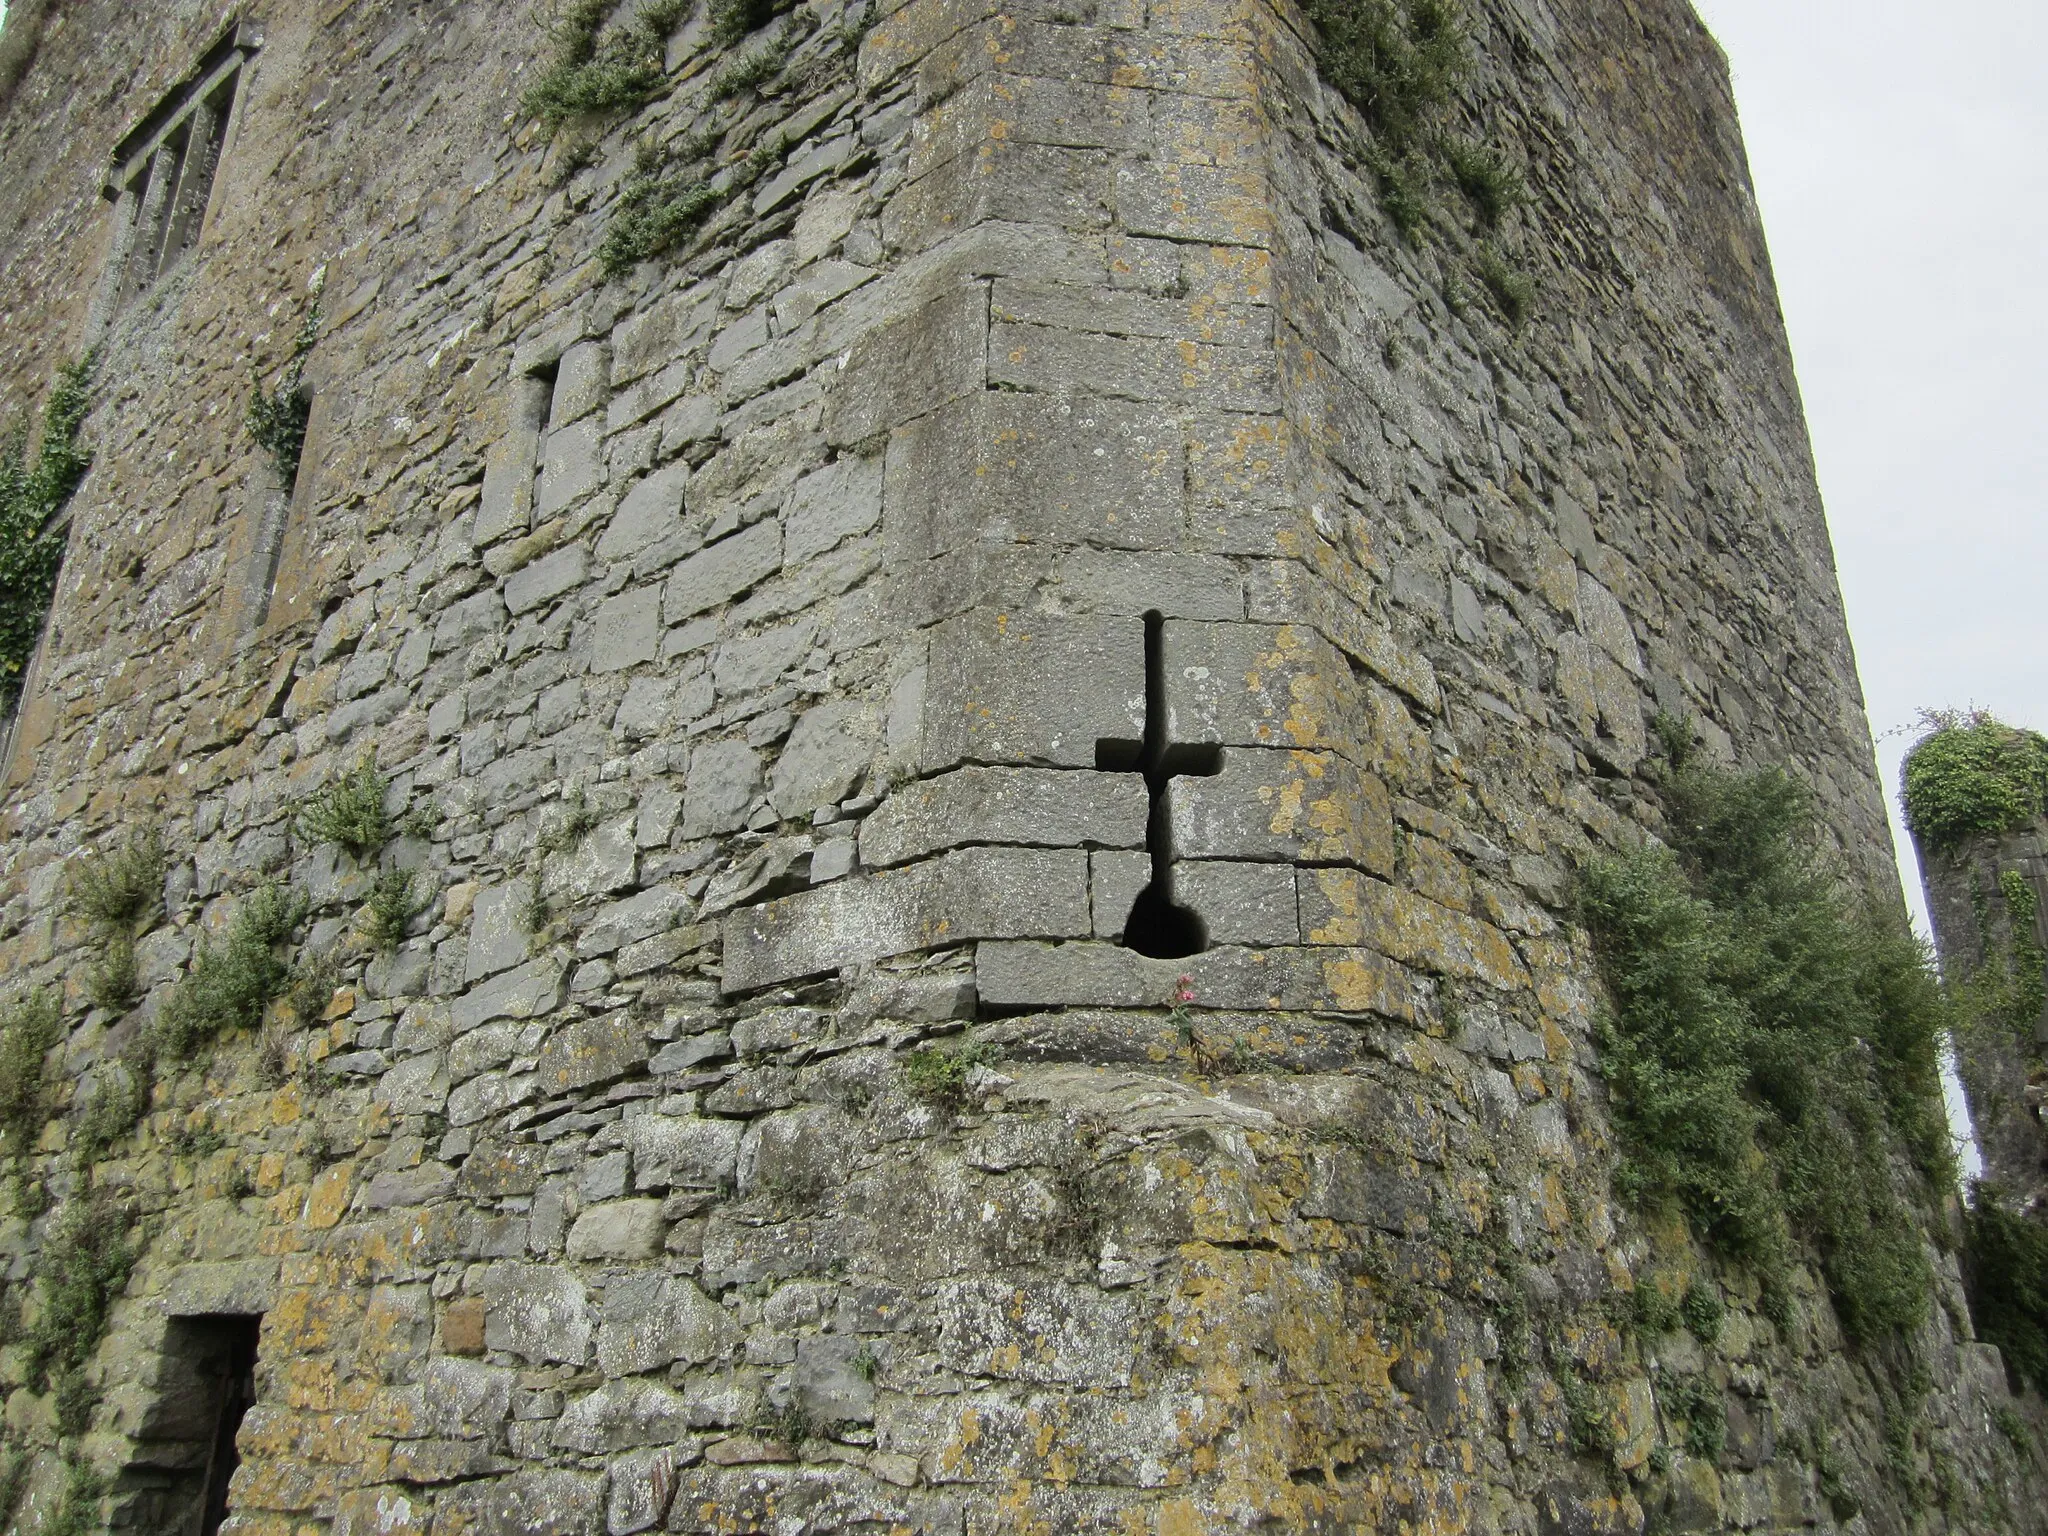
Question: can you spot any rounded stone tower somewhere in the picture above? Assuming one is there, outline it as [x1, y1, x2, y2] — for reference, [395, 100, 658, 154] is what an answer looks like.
[0, 1, 2041, 1532]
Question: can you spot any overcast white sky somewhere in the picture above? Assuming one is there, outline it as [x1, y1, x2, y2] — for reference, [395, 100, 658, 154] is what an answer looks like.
[1686, 0, 2048, 922]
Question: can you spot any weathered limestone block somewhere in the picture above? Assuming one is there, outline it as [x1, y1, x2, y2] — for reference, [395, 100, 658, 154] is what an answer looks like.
[974, 939, 1424, 1020]
[565, 1199, 665, 1261]
[1160, 619, 1363, 755]
[535, 1010, 649, 1095]
[884, 391, 1187, 560]
[919, 610, 1145, 773]
[722, 846, 1091, 991]
[480, 1264, 590, 1365]
[823, 282, 988, 446]
[860, 766, 1148, 868]
[1298, 868, 1529, 991]
[596, 1273, 737, 1375]
[1167, 746, 1395, 873]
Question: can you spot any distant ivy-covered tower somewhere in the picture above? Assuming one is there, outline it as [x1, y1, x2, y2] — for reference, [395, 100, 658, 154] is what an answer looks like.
[1906, 714, 2048, 1201]
[0, 1, 2043, 1534]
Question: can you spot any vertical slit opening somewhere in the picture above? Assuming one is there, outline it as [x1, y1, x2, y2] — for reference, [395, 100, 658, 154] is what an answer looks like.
[1103, 611, 1213, 961]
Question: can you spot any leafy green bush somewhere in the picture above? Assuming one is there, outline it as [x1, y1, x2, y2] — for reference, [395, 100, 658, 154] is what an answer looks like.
[74, 1034, 156, 1159]
[24, 1185, 135, 1403]
[1902, 710, 2048, 854]
[65, 825, 165, 931]
[523, 0, 695, 133]
[1474, 244, 1533, 327]
[1658, 1371, 1726, 1461]
[0, 991, 61, 1162]
[1445, 137, 1523, 225]
[67, 825, 167, 1013]
[298, 757, 394, 860]
[157, 884, 308, 1060]
[1963, 1189, 2048, 1397]
[360, 867, 432, 953]
[1301, 0, 1468, 155]
[710, 0, 787, 46]
[43, 1457, 105, 1536]
[0, 359, 92, 710]
[601, 154, 724, 275]
[1581, 751, 1952, 1343]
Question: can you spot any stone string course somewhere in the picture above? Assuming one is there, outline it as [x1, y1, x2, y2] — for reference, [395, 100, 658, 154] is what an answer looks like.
[0, 0, 2042, 1532]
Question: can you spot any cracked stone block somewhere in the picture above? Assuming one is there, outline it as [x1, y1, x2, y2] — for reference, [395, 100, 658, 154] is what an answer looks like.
[480, 1263, 590, 1365]
[576, 884, 690, 957]
[1090, 849, 1151, 939]
[884, 392, 1185, 560]
[504, 544, 589, 617]
[590, 583, 662, 674]
[792, 1334, 877, 1424]
[823, 282, 987, 446]
[541, 814, 638, 900]
[452, 956, 564, 1033]
[769, 698, 876, 817]
[664, 520, 781, 622]
[861, 767, 1148, 868]
[418, 1357, 517, 1439]
[599, 459, 688, 561]
[1168, 747, 1394, 874]
[1300, 1145, 1430, 1235]
[464, 876, 528, 987]
[597, 1272, 737, 1376]
[551, 339, 609, 425]
[784, 453, 883, 565]
[536, 1009, 649, 1095]
[920, 610, 1145, 774]
[721, 845, 1091, 992]
[683, 738, 763, 836]
[929, 1279, 1137, 1388]
[535, 416, 604, 521]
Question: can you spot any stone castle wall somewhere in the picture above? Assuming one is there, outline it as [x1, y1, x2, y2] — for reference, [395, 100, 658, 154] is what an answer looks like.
[0, 0, 2042, 1532]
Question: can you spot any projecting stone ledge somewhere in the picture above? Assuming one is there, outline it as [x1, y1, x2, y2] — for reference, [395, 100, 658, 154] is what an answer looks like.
[974, 940, 1427, 1022]
[720, 846, 1090, 992]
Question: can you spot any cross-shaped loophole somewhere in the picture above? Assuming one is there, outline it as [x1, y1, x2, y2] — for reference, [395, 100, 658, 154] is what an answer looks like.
[1096, 610, 1221, 959]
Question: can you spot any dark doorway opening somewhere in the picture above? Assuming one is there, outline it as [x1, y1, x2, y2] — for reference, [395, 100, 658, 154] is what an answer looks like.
[126, 1313, 262, 1536]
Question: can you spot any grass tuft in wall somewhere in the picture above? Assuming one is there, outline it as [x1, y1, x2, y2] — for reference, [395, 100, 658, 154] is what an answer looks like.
[523, 0, 696, 133]
[1581, 735, 1952, 1343]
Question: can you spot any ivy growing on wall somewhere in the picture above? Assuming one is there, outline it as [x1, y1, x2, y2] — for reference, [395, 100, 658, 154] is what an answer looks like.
[0, 359, 93, 712]
[246, 293, 322, 486]
[1902, 710, 2048, 855]
[1581, 729, 1953, 1342]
